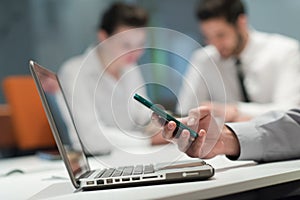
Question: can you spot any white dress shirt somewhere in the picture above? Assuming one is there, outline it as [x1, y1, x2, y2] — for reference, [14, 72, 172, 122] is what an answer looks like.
[58, 47, 151, 154]
[227, 108, 300, 162]
[177, 30, 300, 117]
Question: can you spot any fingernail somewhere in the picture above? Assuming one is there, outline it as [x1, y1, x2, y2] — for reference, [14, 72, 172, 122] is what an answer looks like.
[168, 123, 174, 129]
[182, 131, 188, 138]
[187, 118, 195, 126]
[199, 129, 205, 137]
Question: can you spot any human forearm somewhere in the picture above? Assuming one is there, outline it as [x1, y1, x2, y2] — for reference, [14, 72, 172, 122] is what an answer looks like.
[227, 109, 300, 162]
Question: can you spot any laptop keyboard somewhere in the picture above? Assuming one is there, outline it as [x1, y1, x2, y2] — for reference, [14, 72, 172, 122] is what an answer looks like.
[95, 164, 155, 178]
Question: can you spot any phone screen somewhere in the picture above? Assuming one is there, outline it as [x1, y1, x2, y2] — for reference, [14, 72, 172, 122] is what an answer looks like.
[134, 93, 198, 138]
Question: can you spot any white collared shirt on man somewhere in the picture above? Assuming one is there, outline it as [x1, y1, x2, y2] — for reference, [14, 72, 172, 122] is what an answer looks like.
[58, 47, 151, 153]
[177, 30, 300, 117]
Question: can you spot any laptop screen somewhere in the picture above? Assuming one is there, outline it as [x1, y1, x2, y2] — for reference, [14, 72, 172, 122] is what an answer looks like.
[30, 61, 90, 183]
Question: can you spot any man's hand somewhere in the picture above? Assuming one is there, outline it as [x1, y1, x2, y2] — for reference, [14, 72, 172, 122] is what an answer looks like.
[155, 106, 240, 159]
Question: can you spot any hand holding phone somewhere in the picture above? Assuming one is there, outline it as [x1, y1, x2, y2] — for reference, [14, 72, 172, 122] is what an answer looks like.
[134, 93, 198, 139]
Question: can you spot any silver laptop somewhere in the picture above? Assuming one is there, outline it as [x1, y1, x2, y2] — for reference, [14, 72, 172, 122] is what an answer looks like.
[29, 60, 214, 191]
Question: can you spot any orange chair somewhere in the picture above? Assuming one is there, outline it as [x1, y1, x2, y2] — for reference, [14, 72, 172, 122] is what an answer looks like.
[2, 76, 56, 152]
[0, 104, 16, 149]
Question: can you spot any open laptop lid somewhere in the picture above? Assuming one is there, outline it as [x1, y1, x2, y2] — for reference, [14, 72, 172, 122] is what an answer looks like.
[29, 60, 90, 188]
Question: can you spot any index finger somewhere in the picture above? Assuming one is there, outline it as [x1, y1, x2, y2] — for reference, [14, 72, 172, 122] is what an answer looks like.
[151, 112, 167, 127]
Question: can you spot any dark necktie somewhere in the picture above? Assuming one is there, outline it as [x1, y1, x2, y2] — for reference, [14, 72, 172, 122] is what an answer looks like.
[235, 58, 250, 102]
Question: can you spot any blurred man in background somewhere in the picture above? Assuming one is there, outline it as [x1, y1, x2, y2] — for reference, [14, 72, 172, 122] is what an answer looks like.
[59, 3, 164, 154]
[177, 0, 300, 122]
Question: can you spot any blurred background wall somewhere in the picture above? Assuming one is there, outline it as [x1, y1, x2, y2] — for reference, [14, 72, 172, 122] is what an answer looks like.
[0, 0, 299, 110]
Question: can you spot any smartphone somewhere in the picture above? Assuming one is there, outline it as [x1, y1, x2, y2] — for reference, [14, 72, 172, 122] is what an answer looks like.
[134, 93, 198, 138]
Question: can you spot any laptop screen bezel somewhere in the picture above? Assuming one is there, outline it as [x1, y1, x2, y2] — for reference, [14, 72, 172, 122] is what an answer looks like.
[29, 60, 90, 188]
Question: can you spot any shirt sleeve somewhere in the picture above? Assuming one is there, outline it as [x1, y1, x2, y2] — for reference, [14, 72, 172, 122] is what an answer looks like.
[226, 109, 300, 162]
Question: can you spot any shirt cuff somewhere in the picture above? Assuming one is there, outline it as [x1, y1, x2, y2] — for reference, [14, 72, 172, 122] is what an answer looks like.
[226, 121, 264, 161]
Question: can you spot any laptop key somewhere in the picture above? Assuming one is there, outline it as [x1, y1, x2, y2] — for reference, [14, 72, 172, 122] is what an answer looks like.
[95, 169, 107, 178]
[100, 168, 115, 178]
[112, 169, 123, 177]
[78, 170, 96, 179]
[144, 164, 155, 174]
[122, 166, 134, 176]
[133, 165, 143, 175]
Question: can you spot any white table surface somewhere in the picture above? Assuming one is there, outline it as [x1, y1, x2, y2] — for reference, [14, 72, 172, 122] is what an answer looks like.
[1, 144, 300, 200]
